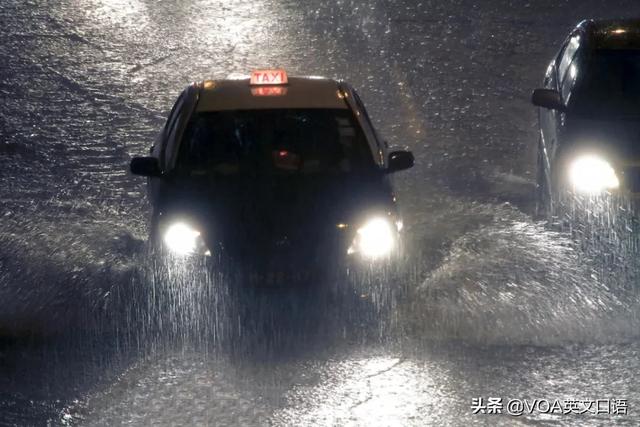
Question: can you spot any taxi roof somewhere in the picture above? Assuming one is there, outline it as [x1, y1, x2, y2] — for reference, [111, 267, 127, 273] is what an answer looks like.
[195, 76, 349, 112]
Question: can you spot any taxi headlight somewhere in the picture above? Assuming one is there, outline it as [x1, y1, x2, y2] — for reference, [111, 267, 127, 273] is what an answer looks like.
[163, 222, 202, 256]
[568, 155, 619, 193]
[349, 217, 396, 259]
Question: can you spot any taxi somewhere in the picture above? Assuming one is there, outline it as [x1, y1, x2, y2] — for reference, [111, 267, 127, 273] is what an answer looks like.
[130, 70, 414, 277]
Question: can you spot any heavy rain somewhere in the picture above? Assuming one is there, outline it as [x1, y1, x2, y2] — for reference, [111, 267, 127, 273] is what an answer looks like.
[2, 0, 640, 425]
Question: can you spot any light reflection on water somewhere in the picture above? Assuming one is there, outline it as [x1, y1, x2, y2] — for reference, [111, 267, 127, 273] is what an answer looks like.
[72, 342, 640, 426]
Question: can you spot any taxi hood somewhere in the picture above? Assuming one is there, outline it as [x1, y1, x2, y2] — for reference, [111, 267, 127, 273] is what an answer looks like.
[159, 174, 392, 236]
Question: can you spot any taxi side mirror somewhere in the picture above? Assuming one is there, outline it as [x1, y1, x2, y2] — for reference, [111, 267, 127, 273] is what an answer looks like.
[130, 156, 161, 177]
[387, 150, 414, 173]
[531, 88, 565, 112]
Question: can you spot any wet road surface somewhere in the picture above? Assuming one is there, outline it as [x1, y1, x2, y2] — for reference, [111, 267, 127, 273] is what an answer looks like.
[2, 0, 640, 425]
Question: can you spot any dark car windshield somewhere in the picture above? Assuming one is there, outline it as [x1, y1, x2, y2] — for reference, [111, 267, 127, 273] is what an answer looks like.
[176, 109, 376, 177]
[571, 49, 640, 118]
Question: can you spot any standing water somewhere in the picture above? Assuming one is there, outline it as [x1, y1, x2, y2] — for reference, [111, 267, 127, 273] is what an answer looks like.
[2, 0, 640, 425]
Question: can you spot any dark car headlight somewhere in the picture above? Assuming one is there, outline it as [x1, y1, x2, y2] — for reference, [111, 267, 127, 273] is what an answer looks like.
[348, 216, 399, 259]
[163, 222, 206, 256]
[568, 154, 619, 194]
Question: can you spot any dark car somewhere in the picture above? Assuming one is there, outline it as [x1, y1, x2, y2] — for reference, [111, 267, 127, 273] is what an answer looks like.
[130, 70, 413, 278]
[532, 19, 640, 216]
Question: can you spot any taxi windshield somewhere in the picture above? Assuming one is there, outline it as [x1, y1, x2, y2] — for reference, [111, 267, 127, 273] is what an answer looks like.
[177, 109, 376, 176]
[571, 49, 640, 118]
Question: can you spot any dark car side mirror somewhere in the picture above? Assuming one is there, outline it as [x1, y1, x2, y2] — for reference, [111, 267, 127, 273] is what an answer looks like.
[531, 88, 565, 111]
[387, 150, 414, 173]
[130, 156, 161, 177]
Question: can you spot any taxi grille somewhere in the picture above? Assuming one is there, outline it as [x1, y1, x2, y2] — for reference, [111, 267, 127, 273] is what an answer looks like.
[623, 167, 640, 193]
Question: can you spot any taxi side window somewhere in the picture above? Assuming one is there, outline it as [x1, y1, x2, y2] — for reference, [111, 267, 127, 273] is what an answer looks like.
[352, 90, 383, 161]
[161, 92, 186, 168]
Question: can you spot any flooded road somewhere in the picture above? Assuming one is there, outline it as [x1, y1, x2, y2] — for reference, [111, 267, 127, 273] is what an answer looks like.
[2, 0, 640, 425]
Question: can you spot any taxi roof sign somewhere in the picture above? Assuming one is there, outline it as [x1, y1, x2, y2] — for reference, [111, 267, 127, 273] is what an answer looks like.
[251, 86, 288, 97]
[250, 69, 288, 85]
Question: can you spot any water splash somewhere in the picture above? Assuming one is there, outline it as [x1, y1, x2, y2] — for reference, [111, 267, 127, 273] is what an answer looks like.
[408, 200, 640, 346]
